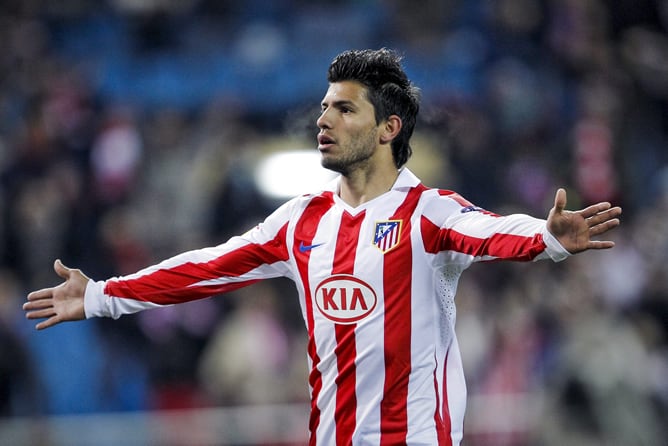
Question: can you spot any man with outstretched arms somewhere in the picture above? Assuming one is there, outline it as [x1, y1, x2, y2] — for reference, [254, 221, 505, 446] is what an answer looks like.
[24, 49, 621, 446]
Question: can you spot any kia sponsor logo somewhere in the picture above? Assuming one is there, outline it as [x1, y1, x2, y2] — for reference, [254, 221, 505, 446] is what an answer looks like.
[314, 275, 377, 324]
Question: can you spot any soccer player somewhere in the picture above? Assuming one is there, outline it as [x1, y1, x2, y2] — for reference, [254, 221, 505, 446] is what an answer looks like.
[24, 49, 621, 445]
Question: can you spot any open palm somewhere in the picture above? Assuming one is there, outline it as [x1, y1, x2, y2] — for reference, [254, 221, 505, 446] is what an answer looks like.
[547, 188, 622, 254]
[23, 259, 89, 330]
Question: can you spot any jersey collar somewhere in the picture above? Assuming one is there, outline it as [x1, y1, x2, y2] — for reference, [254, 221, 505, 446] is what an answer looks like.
[323, 167, 421, 193]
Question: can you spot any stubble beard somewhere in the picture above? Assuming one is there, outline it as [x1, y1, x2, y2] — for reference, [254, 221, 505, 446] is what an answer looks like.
[320, 127, 378, 176]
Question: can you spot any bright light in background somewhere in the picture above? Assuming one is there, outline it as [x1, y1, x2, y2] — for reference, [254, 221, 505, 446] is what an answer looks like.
[255, 150, 338, 199]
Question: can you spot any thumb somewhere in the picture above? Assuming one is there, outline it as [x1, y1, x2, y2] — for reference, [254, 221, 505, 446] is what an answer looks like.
[553, 188, 567, 214]
[54, 259, 71, 280]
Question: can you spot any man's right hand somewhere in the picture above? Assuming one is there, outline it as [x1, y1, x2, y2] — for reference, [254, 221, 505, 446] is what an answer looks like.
[23, 259, 88, 330]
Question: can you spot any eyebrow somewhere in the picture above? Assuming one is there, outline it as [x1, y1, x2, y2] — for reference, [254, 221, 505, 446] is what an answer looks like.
[321, 99, 357, 110]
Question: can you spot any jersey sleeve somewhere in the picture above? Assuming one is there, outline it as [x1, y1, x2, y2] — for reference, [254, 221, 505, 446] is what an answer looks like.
[421, 190, 571, 268]
[84, 199, 297, 319]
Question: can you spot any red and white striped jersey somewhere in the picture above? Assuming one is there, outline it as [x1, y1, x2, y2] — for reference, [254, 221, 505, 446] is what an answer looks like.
[85, 168, 569, 445]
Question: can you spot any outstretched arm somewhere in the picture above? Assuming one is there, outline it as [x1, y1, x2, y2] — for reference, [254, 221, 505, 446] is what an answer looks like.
[23, 259, 88, 330]
[547, 188, 622, 254]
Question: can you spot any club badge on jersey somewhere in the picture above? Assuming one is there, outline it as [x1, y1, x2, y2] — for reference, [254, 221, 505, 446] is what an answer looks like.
[373, 220, 402, 253]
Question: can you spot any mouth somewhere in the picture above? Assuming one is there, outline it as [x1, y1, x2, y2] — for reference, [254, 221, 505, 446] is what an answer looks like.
[317, 134, 335, 150]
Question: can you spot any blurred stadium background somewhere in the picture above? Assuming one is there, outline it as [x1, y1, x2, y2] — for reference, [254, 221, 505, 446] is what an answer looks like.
[0, 0, 667, 445]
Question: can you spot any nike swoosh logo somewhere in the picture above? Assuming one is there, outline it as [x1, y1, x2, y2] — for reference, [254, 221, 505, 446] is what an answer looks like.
[299, 241, 324, 253]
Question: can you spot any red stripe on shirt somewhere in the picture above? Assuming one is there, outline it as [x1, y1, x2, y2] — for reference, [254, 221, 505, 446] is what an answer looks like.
[332, 210, 365, 446]
[435, 352, 452, 446]
[379, 185, 425, 444]
[437, 189, 472, 206]
[104, 223, 290, 304]
[421, 216, 545, 261]
[293, 192, 335, 445]
[437, 190, 499, 217]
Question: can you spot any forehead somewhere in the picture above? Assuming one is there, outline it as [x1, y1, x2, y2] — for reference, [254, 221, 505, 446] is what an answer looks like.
[321, 80, 370, 105]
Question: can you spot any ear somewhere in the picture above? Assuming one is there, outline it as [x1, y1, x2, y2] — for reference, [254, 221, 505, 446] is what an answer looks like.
[379, 115, 402, 144]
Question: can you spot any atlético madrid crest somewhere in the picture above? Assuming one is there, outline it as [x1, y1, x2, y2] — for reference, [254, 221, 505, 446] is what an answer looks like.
[373, 220, 402, 253]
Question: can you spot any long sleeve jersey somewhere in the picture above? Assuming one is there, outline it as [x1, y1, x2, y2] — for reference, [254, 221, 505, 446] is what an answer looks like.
[85, 168, 570, 445]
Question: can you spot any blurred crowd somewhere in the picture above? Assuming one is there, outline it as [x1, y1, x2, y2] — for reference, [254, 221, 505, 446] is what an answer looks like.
[0, 0, 667, 444]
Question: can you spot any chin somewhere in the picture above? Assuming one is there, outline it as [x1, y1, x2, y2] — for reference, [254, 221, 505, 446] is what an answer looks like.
[320, 156, 342, 171]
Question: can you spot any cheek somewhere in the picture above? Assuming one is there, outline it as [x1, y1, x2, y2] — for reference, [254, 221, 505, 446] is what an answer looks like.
[348, 120, 377, 138]
[355, 125, 379, 145]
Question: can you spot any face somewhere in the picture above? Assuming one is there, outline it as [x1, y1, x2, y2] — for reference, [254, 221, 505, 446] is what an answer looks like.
[316, 81, 381, 175]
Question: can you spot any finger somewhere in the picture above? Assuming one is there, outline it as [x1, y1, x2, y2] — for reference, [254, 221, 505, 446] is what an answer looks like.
[54, 259, 71, 280]
[580, 201, 613, 219]
[36, 316, 61, 331]
[586, 207, 622, 228]
[586, 240, 616, 250]
[553, 188, 567, 213]
[599, 206, 623, 220]
[25, 308, 56, 320]
[23, 298, 54, 311]
[26, 287, 56, 301]
[589, 218, 621, 236]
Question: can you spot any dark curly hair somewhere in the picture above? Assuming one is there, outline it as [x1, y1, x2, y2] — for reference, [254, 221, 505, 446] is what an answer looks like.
[327, 48, 421, 168]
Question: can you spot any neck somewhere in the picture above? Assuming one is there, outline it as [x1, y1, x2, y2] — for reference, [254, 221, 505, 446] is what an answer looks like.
[339, 162, 400, 207]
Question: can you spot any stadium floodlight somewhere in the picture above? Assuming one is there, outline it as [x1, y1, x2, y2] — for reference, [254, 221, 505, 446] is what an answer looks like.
[255, 150, 337, 199]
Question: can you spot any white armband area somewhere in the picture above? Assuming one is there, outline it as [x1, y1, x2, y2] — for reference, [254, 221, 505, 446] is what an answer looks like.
[84, 278, 168, 319]
[541, 226, 572, 262]
[83, 279, 116, 319]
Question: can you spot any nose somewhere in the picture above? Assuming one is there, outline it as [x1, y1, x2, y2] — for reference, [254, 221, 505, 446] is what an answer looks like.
[317, 108, 331, 130]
